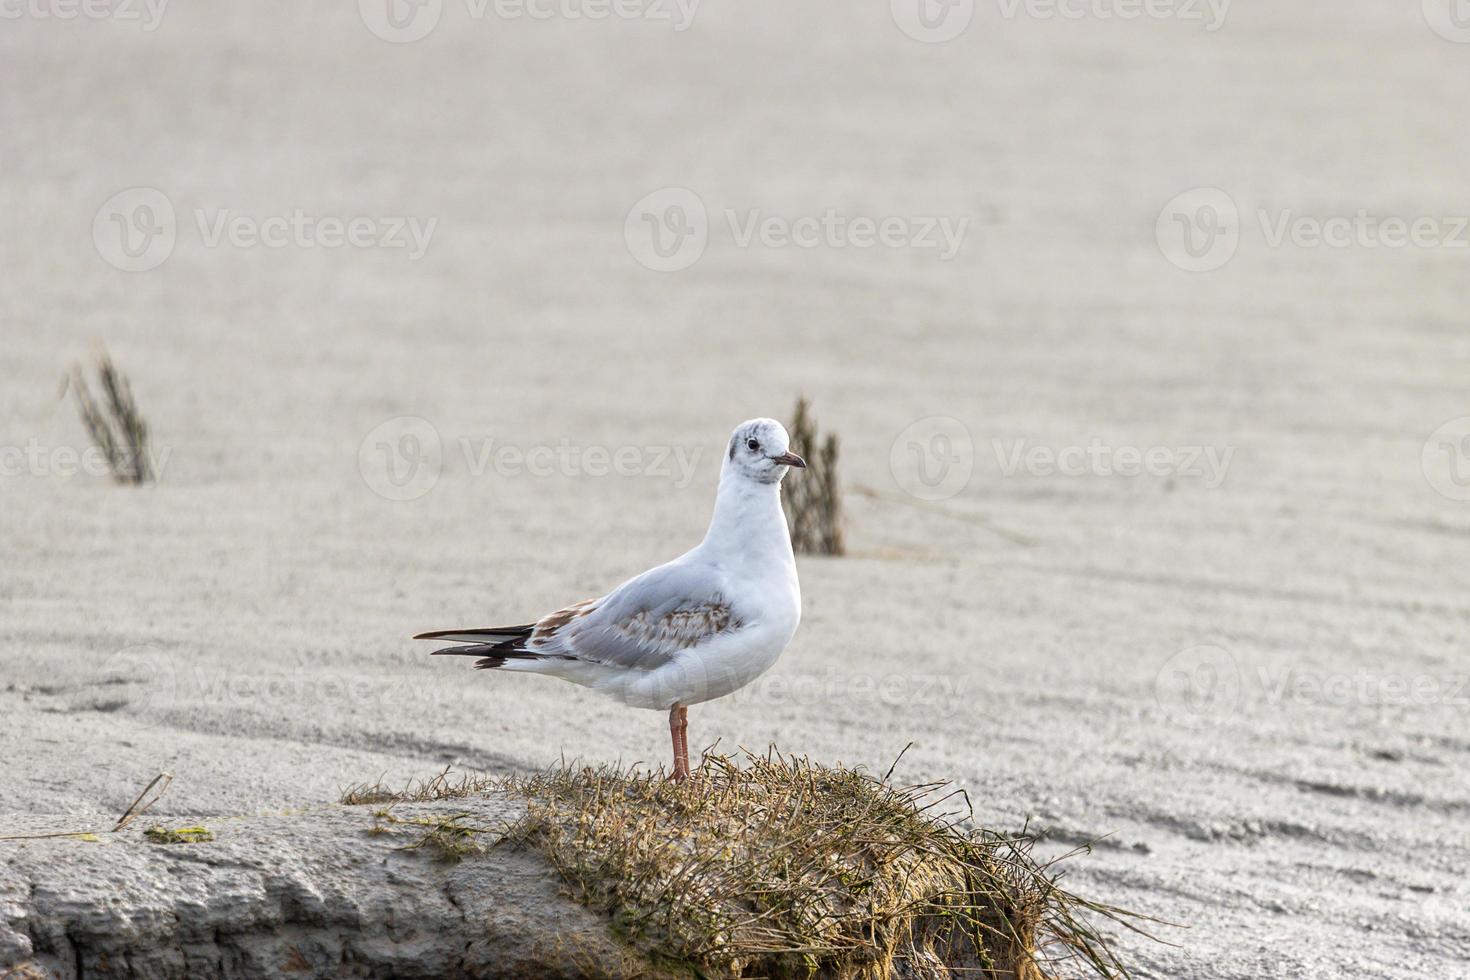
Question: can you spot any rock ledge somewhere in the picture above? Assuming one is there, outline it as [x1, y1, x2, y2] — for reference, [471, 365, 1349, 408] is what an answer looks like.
[1, 797, 642, 979]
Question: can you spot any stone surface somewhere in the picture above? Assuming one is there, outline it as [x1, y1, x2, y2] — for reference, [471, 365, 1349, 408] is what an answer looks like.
[0, 798, 644, 979]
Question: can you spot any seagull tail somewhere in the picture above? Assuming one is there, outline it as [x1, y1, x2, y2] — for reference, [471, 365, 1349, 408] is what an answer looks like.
[425, 643, 553, 670]
[417, 624, 568, 671]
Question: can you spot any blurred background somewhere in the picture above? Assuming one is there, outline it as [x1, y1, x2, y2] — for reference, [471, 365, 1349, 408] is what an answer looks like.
[2, 2, 1468, 976]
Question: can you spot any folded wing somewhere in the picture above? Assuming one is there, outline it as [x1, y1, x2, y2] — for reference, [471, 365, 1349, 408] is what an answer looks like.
[418, 560, 743, 673]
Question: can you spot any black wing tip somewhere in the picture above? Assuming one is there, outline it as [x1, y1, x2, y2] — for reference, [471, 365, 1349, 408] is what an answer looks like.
[414, 625, 536, 641]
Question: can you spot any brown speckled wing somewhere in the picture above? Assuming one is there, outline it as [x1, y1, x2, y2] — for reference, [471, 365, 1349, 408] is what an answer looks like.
[529, 563, 743, 672]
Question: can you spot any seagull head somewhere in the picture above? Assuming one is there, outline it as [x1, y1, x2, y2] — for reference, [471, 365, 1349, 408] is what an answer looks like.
[724, 418, 806, 485]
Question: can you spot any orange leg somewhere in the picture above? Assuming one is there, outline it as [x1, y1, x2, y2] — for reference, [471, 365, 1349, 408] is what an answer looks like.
[678, 706, 690, 777]
[668, 705, 690, 781]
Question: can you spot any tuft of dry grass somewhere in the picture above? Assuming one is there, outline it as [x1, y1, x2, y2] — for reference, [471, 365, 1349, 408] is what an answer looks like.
[367, 809, 499, 862]
[501, 751, 1149, 980]
[342, 767, 505, 861]
[784, 396, 845, 556]
[68, 343, 154, 485]
[339, 765, 498, 806]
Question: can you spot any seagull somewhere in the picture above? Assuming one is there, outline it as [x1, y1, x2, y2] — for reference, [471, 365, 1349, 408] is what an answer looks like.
[417, 418, 805, 781]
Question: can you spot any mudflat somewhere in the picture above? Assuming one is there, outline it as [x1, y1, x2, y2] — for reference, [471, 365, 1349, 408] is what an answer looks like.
[2, 3, 1468, 976]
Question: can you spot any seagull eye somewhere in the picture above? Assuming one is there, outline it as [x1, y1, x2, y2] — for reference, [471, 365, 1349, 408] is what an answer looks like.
[746, 438, 760, 452]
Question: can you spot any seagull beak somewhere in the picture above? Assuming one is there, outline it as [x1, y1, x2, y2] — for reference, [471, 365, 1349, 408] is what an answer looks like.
[772, 451, 806, 468]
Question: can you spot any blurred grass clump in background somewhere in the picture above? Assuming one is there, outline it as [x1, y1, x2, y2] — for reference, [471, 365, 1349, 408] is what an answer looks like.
[68, 343, 154, 485]
[784, 396, 845, 556]
[503, 751, 1144, 980]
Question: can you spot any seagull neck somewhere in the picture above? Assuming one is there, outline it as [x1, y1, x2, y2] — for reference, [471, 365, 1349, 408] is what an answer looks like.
[700, 472, 793, 569]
